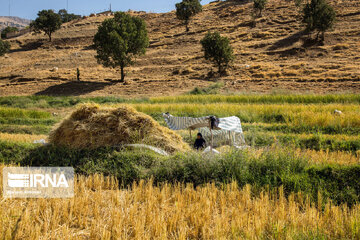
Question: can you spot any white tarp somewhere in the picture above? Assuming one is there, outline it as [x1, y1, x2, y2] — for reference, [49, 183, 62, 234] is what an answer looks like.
[163, 113, 246, 147]
[124, 144, 169, 156]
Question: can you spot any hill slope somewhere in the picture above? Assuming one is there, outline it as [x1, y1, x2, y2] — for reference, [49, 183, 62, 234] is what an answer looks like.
[0, 16, 31, 31]
[0, 0, 359, 96]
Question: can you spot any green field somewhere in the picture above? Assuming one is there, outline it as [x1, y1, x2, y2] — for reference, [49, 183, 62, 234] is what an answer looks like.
[0, 94, 359, 207]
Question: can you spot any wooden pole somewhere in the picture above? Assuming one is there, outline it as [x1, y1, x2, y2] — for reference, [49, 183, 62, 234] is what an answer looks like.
[189, 129, 192, 139]
[228, 131, 232, 146]
[209, 120, 213, 150]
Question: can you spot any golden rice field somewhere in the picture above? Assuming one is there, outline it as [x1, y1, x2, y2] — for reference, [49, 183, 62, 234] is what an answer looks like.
[116, 103, 360, 128]
[0, 168, 359, 240]
[298, 149, 359, 165]
[1, 95, 360, 239]
[0, 133, 48, 143]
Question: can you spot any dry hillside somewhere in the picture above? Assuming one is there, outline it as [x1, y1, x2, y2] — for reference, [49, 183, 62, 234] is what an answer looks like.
[0, 0, 359, 97]
[0, 16, 30, 31]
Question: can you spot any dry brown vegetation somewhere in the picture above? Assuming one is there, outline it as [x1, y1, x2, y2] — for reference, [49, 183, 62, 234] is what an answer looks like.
[1, 168, 359, 239]
[0, 17, 30, 31]
[49, 104, 190, 153]
[0, 0, 359, 97]
[0, 132, 47, 143]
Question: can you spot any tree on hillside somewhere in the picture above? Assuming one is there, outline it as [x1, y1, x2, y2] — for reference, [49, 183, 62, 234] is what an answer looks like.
[200, 31, 234, 74]
[302, 0, 336, 41]
[294, 0, 304, 8]
[253, 0, 267, 17]
[93, 12, 149, 82]
[175, 0, 202, 32]
[31, 9, 62, 41]
[1, 26, 18, 39]
[0, 39, 10, 56]
[58, 9, 81, 23]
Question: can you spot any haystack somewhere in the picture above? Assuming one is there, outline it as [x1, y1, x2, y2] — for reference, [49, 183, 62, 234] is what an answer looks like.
[49, 104, 190, 153]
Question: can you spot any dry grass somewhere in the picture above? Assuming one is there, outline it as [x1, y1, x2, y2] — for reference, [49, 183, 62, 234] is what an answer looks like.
[0, 133, 47, 143]
[49, 103, 190, 153]
[300, 148, 360, 165]
[0, 0, 359, 96]
[0, 166, 359, 239]
[333, 43, 350, 51]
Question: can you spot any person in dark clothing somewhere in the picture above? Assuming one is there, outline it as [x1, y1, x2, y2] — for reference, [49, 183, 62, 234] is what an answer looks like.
[194, 132, 206, 150]
[77, 68, 81, 81]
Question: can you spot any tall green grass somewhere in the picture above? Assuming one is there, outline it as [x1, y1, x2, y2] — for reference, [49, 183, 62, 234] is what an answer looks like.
[242, 123, 360, 135]
[1, 94, 360, 109]
[0, 118, 57, 126]
[0, 107, 56, 128]
[150, 94, 360, 104]
[0, 107, 56, 127]
[1, 141, 359, 206]
[243, 131, 360, 152]
[0, 107, 51, 119]
[0, 96, 146, 108]
[0, 124, 51, 135]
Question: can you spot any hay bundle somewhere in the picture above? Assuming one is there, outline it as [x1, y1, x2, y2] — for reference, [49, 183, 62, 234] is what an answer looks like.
[49, 104, 190, 153]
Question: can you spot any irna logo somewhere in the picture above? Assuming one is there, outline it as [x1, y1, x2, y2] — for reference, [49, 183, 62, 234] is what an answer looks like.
[7, 173, 69, 188]
[3, 167, 74, 198]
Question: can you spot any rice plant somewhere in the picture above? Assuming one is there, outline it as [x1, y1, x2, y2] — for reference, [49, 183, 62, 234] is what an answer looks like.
[0, 168, 359, 240]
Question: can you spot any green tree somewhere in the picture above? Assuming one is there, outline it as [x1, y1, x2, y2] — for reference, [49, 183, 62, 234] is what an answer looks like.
[302, 0, 336, 41]
[294, 0, 304, 8]
[200, 31, 234, 74]
[175, 0, 202, 32]
[253, 0, 267, 17]
[0, 39, 10, 56]
[58, 9, 81, 23]
[31, 9, 62, 41]
[93, 12, 149, 82]
[1, 26, 18, 39]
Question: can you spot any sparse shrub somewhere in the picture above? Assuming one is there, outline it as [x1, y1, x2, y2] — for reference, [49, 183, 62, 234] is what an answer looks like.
[189, 82, 224, 95]
[302, 0, 336, 41]
[175, 0, 202, 32]
[93, 12, 149, 82]
[289, 62, 306, 69]
[181, 66, 194, 75]
[267, 71, 281, 78]
[172, 69, 180, 75]
[0, 39, 10, 56]
[253, 0, 267, 17]
[252, 73, 266, 78]
[200, 31, 234, 74]
[252, 31, 272, 38]
[294, 0, 304, 8]
[332, 43, 349, 51]
[31, 9, 62, 41]
[1, 26, 18, 39]
[282, 69, 298, 76]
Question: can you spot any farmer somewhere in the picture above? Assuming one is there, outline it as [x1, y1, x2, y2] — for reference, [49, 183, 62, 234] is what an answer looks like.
[77, 68, 81, 81]
[194, 132, 206, 150]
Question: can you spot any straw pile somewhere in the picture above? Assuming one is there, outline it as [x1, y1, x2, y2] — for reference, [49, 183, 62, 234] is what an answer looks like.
[49, 104, 190, 153]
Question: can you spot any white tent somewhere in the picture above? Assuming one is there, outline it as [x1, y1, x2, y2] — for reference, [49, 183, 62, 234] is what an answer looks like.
[163, 113, 246, 148]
